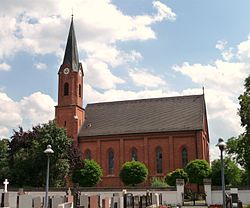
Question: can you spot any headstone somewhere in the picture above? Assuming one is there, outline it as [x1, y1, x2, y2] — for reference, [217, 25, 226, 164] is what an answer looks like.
[51, 196, 64, 208]
[231, 188, 239, 208]
[176, 179, 184, 205]
[9, 192, 18, 208]
[152, 193, 159, 206]
[33, 196, 42, 208]
[102, 197, 110, 208]
[140, 195, 147, 208]
[124, 193, 133, 208]
[1, 193, 9, 208]
[79, 194, 89, 208]
[3, 179, 9, 193]
[134, 195, 140, 208]
[89, 195, 98, 208]
[18, 195, 32, 208]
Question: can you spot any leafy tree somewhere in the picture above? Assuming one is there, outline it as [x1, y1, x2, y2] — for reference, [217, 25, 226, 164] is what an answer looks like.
[0, 139, 10, 182]
[165, 168, 188, 186]
[72, 159, 103, 187]
[185, 159, 211, 185]
[119, 161, 148, 186]
[211, 158, 242, 186]
[226, 75, 250, 184]
[9, 121, 73, 187]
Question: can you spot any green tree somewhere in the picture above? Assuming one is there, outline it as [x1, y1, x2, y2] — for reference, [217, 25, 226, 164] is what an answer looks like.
[72, 159, 103, 187]
[226, 75, 250, 184]
[165, 168, 188, 186]
[119, 161, 148, 186]
[0, 139, 10, 182]
[185, 159, 211, 185]
[211, 158, 242, 186]
[9, 121, 73, 187]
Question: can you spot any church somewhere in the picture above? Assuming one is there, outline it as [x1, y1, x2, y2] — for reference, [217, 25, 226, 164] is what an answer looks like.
[55, 17, 210, 187]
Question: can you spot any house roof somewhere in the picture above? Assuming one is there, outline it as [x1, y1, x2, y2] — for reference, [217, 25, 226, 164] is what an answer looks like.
[78, 94, 206, 137]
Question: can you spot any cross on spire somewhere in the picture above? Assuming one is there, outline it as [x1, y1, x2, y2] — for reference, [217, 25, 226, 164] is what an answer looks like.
[3, 179, 9, 193]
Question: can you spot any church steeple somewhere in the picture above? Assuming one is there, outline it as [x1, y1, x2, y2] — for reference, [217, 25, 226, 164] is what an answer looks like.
[55, 16, 84, 146]
[62, 15, 79, 71]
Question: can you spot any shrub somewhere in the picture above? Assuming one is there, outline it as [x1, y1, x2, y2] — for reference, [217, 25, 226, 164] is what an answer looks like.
[72, 159, 103, 187]
[119, 161, 148, 186]
[165, 169, 188, 186]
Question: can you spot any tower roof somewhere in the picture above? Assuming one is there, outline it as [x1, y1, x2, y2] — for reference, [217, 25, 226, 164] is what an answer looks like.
[62, 16, 79, 71]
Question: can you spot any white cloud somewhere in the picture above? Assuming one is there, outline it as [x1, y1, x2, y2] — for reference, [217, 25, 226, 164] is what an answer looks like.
[238, 35, 250, 60]
[34, 62, 47, 70]
[0, 91, 56, 138]
[129, 68, 166, 88]
[84, 59, 125, 90]
[222, 48, 234, 61]
[216, 40, 227, 51]
[0, 63, 11, 71]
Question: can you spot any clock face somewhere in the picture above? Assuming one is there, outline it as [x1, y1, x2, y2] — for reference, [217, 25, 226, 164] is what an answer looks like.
[63, 68, 70, 74]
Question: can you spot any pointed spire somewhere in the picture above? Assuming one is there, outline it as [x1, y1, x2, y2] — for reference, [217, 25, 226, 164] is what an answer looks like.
[62, 16, 79, 71]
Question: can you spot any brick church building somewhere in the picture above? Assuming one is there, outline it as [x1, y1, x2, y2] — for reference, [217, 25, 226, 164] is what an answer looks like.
[55, 17, 210, 187]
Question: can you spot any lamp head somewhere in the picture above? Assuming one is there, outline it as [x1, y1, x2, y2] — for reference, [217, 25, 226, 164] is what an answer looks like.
[44, 145, 54, 154]
[216, 138, 226, 151]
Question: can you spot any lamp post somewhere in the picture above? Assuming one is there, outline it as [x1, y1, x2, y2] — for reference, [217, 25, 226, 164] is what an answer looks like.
[44, 145, 54, 208]
[216, 138, 226, 208]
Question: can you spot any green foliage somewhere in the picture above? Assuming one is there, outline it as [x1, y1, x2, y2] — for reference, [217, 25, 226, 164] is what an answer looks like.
[72, 159, 103, 187]
[211, 158, 243, 186]
[165, 169, 188, 186]
[9, 121, 73, 187]
[238, 75, 250, 134]
[151, 177, 168, 187]
[0, 139, 10, 182]
[185, 159, 211, 185]
[225, 75, 250, 185]
[119, 160, 148, 186]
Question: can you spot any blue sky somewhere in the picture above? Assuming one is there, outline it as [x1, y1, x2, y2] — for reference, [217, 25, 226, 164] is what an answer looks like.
[0, 0, 249, 160]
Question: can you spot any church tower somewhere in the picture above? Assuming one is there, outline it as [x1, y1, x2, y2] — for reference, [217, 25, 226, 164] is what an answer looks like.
[55, 16, 84, 145]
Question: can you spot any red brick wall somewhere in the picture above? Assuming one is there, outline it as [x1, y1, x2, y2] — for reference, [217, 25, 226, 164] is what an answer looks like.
[78, 129, 209, 187]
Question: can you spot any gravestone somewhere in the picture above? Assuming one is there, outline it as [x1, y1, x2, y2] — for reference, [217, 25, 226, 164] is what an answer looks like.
[51, 196, 64, 208]
[140, 195, 147, 208]
[79, 194, 89, 208]
[231, 188, 239, 208]
[89, 195, 98, 208]
[102, 197, 110, 208]
[1, 193, 9, 208]
[134, 195, 140, 208]
[18, 195, 32, 208]
[124, 193, 133, 208]
[152, 193, 159, 206]
[9, 192, 17, 208]
[33, 196, 42, 208]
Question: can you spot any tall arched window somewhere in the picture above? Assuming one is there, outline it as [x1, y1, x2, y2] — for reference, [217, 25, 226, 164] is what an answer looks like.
[156, 147, 163, 174]
[131, 148, 137, 161]
[85, 149, 91, 160]
[182, 148, 188, 167]
[64, 82, 69, 96]
[79, 84, 81, 97]
[108, 149, 114, 174]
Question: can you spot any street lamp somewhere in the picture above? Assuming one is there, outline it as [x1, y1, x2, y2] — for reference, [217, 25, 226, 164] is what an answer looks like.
[44, 145, 54, 208]
[216, 138, 226, 208]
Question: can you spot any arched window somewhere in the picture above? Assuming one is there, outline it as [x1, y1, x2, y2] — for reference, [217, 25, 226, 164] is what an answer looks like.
[79, 84, 81, 97]
[131, 148, 137, 161]
[64, 121, 67, 127]
[85, 149, 91, 160]
[64, 82, 69, 96]
[108, 149, 114, 174]
[182, 148, 188, 167]
[156, 147, 163, 174]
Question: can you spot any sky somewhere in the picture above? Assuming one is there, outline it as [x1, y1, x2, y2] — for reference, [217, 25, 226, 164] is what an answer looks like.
[0, 0, 249, 161]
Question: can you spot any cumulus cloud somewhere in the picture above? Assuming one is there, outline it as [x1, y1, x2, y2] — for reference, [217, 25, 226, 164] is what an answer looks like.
[0, 63, 11, 71]
[216, 40, 227, 51]
[129, 68, 166, 88]
[0, 91, 56, 138]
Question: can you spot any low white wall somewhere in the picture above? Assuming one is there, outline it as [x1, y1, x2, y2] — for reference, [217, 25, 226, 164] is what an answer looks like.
[211, 190, 250, 205]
